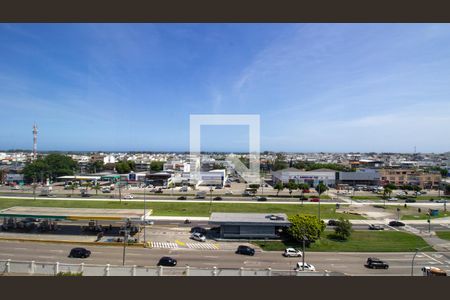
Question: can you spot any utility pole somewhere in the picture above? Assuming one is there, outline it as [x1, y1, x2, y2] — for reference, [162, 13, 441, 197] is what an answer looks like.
[122, 229, 128, 266]
[302, 236, 307, 271]
[209, 186, 213, 214]
[143, 186, 147, 244]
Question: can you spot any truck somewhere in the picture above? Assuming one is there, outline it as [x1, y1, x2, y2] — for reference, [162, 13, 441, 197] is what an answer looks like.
[421, 266, 447, 276]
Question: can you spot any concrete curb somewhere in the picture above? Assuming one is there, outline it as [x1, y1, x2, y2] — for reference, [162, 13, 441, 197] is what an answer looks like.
[0, 236, 145, 247]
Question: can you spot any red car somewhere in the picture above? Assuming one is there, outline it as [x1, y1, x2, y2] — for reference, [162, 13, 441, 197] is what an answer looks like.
[310, 197, 320, 202]
[302, 189, 310, 193]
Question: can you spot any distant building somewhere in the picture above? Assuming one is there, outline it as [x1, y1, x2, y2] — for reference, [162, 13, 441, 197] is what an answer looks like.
[271, 168, 336, 187]
[336, 169, 380, 186]
[378, 169, 441, 189]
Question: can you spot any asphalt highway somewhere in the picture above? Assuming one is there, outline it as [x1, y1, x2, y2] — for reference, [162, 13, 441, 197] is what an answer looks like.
[0, 240, 449, 276]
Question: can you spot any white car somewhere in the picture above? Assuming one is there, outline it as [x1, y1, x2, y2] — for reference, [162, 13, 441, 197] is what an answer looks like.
[387, 197, 398, 201]
[283, 248, 303, 257]
[190, 232, 206, 242]
[123, 194, 134, 199]
[295, 262, 316, 271]
[224, 190, 233, 195]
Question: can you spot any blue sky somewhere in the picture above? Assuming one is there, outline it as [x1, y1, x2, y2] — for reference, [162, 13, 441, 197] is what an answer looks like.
[0, 23, 449, 153]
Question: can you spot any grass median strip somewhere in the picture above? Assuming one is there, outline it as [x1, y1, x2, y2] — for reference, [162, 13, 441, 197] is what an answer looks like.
[435, 231, 450, 241]
[254, 231, 431, 252]
[0, 198, 363, 219]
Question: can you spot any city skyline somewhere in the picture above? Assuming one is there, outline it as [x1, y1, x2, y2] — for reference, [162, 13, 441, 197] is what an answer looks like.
[1, 24, 450, 153]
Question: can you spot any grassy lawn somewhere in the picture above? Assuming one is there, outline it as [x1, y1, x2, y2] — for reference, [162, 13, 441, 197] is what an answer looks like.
[372, 205, 450, 220]
[254, 231, 431, 252]
[435, 231, 450, 241]
[0, 198, 363, 218]
[351, 195, 450, 201]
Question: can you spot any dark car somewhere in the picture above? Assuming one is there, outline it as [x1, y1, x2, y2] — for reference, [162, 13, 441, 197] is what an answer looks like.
[368, 224, 384, 230]
[327, 219, 341, 226]
[154, 190, 163, 194]
[256, 197, 267, 201]
[68, 247, 91, 258]
[310, 197, 320, 202]
[405, 198, 416, 203]
[236, 245, 255, 256]
[389, 221, 405, 227]
[157, 256, 177, 267]
[177, 196, 187, 200]
[190, 226, 207, 235]
[213, 196, 223, 201]
[365, 257, 389, 269]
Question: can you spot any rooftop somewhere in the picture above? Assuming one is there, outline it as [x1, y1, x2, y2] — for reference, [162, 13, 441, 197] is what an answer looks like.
[0, 206, 152, 221]
[209, 212, 291, 226]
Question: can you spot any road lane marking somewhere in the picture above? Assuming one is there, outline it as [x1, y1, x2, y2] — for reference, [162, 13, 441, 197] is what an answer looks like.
[421, 252, 444, 264]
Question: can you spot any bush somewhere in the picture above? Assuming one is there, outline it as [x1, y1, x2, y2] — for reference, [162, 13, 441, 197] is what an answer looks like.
[334, 217, 352, 240]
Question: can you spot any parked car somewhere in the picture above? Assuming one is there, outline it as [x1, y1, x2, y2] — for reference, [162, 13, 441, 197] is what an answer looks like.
[368, 224, 384, 230]
[295, 262, 315, 271]
[388, 221, 405, 227]
[327, 219, 341, 226]
[123, 194, 134, 199]
[224, 190, 233, 195]
[310, 197, 320, 202]
[436, 199, 448, 203]
[405, 198, 416, 203]
[213, 196, 222, 201]
[235, 245, 255, 256]
[190, 227, 207, 235]
[157, 256, 177, 267]
[68, 247, 91, 258]
[387, 197, 398, 201]
[224, 184, 231, 188]
[154, 189, 163, 194]
[215, 185, 222, 189]
[365, 257, 389, 269]
[283, 248, 303, 257]
[177, 196, 187, 200]
[190, 232, 206, 242]
[302, 189, 310, 193]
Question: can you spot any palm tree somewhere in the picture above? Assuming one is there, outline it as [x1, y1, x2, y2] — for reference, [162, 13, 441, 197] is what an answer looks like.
[286, 181, 297, 198]
[82, 182, 92, 195]
[91, 183, 101, 195]
[274, 182, 284, 196]
[315, 182, 329, 220]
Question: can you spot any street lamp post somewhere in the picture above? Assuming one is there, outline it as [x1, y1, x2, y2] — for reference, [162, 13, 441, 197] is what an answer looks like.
[411, 245, 433, 276]
[122, 229, 129, 266]
[143, 187, 147, 244]
[302, 236, 307, 271]
[209, 186, 213, 214]
[427, 213, 431, 234]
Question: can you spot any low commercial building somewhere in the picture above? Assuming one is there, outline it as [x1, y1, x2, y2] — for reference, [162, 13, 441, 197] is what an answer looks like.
[209, 212, 291, 239]
[271, 168, 336, 187]
[5, 174, 24, 185]
[378, 169, 441, 189]
[336, 169, 380, 186]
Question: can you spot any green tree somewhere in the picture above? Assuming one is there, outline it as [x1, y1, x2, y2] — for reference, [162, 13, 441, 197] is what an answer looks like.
[334, 217, 353, 240]
[82, 182, 92, 195]
[68, 183, 78, 196]
[274, 181, 284, 196]
[315, 182, 328, 196]
[272, 159, 288, 171]
[297, 183, 310, 204]
[315, 182, 328, 220]
[287, 214, 326, 244]
[88, 161, 104, 173]
[168, 181, 175, 195]
[383, 187, 393, 199]
[23, 154, 76, 183]
[115, 160, 132, 174]
[91, 182, 101, 195]
[286, 181, 298, 197]
[384, 183, 397, 190]
[150, 161, 165, 172]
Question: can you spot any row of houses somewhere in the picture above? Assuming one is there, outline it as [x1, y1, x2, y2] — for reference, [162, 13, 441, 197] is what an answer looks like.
[271, 167, 442, 189]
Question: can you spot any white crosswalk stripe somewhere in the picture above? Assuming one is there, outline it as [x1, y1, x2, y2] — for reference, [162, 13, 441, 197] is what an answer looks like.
[151, 242, 179, 249]
[186, 243, 218, 250]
